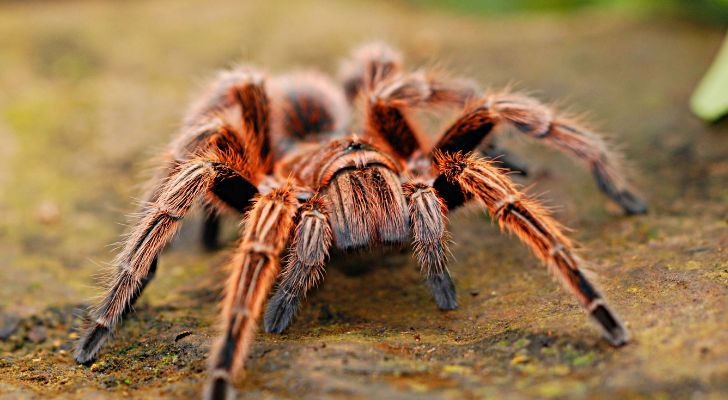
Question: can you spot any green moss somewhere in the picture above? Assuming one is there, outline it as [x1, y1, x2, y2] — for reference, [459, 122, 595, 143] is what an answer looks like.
[571, 352, 596, 367]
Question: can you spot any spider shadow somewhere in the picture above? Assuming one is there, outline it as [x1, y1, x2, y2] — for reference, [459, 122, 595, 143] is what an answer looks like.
[280, 244, 439, 331]
[326, 245, 413, 276]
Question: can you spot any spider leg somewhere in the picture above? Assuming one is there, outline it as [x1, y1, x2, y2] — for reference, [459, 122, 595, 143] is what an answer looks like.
[155, 118, 262, 250]
[434, 152, 628, 346]
[184, 66, 271, 160]
[339, 42, 404, 103]
[404, 182, 457, 310]
[434, 92, 646, 215]
[340, 43, 476, 158]
[269, 72, 350, 144]
[202, 212, 221, 251]
[200, 124, 262, 249]
[74, 157, 257, 365]
[365, 72, 478, 158]
[171, 66, 272, 249]
[482, 139, 529, 176]
[264, 195, 332, 333]
[205, 188, 298, 400]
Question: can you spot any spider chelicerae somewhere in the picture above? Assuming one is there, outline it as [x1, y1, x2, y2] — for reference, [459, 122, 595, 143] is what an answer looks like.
[74, 43, 646, 400]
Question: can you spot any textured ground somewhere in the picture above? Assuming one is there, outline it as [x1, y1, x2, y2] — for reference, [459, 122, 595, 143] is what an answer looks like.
[0, 1, 726, 399]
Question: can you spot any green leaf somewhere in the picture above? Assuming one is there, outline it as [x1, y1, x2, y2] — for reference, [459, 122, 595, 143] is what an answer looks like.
[691, 32, 728, 122]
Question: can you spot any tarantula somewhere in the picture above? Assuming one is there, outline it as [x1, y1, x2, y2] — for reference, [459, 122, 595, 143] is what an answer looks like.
[75, 43, 646, 399]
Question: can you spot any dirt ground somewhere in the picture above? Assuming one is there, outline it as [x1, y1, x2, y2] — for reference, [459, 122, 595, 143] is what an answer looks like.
[0, 0, 726, 399]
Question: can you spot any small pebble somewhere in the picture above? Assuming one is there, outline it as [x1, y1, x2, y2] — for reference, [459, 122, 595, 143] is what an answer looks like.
[174, 331, 192, 342]
[0, 314, 21, 340]
[28, 325, 47, 344]
[35, 201, 60, 225]
[511, 354, 531, 365]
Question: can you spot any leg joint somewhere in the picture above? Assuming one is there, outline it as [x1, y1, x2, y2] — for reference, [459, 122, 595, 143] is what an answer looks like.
[493, 195, 519, 217]
[300, 209, 326, 221]
[150, 208, 183, 221]
[532, 120, 554, 138]
[240, 241, 277, 256]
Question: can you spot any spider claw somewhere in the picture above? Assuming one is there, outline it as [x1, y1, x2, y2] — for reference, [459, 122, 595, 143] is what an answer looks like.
[204, 372, 235, 400]
[592, 165, 648, 215]
[590, 304, 629, 347]
[616, 191, 648, 215]
[427, 273, 458, 310]
[202, 213, 221, 251]
[263, 291, 300, 334]
[74, 323, 111, 365]
[481, 146, 529, 176]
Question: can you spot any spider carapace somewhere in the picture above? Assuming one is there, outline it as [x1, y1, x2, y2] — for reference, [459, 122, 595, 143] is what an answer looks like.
[75, 43, 646, 400]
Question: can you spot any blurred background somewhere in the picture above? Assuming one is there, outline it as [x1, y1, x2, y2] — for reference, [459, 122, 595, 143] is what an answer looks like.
[0, 1, 726, 399]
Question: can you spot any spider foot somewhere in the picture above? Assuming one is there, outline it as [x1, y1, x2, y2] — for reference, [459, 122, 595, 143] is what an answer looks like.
[264, 290, 300, 334]
[482, 145, 529, 176]
[591, 303, 630, 347]
[74, 323, 111, 365]
[204, 371, 235, 400]
[427, 273, 458, 310]
[592, 165, 648, 215]
[614, 190, 648, 215]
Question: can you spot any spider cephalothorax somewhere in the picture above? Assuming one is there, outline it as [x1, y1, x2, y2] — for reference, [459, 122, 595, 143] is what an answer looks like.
[75, 43, 646, 400]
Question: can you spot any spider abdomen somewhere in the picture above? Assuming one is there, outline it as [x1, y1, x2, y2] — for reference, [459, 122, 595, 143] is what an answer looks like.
[324, 165, 410, 250]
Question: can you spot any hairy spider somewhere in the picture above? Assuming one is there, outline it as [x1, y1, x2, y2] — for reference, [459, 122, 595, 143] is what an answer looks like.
[75, 43, 646, 400]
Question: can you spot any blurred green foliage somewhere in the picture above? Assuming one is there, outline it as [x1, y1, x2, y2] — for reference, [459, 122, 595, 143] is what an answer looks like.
[410, 0, 728, 23]
[691, 33, 728, 121]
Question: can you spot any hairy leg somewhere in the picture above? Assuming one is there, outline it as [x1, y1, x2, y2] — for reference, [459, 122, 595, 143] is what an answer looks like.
[264, 196, 332, 333]
[183, 66, 270, 160]
[75, 160, 216, 364]
[482, 139, 529, 176]
[340, 43, 476, 159]
[365, 72, 478, 158]
[171, 66, 272, 249]
[339, 42, 403, 103]
[404, 182, 457, 310]
[435, 152, 629, 346]
[74, 156, 257, 364]
[205, 188, 298, 400]
[434, 91, 646, 214]
[202, 212, 221, 251]
[269, 72, 350, 145]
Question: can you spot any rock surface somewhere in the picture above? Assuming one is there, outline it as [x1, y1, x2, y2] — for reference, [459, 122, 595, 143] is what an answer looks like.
[0, 1, 726, 399]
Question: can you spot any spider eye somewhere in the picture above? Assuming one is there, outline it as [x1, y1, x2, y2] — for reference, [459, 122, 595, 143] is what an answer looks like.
[347, 141, 365, 151]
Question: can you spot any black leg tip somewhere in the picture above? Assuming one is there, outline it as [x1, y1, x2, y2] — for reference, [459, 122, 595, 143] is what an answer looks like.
[498, 158, 529, 177]
[427, 274, 458, 311]
[73, 324, 110, 365]
[591, 304, 629, 347]
[592, 166, 647, 216]
[263, 290, 300, 334]
[204, 374, 234, 400]
[202, 238, 220, 251]
[76, 356, 97, 367]
[202, 214, 221, 251]
[618, 191, 648, 216]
